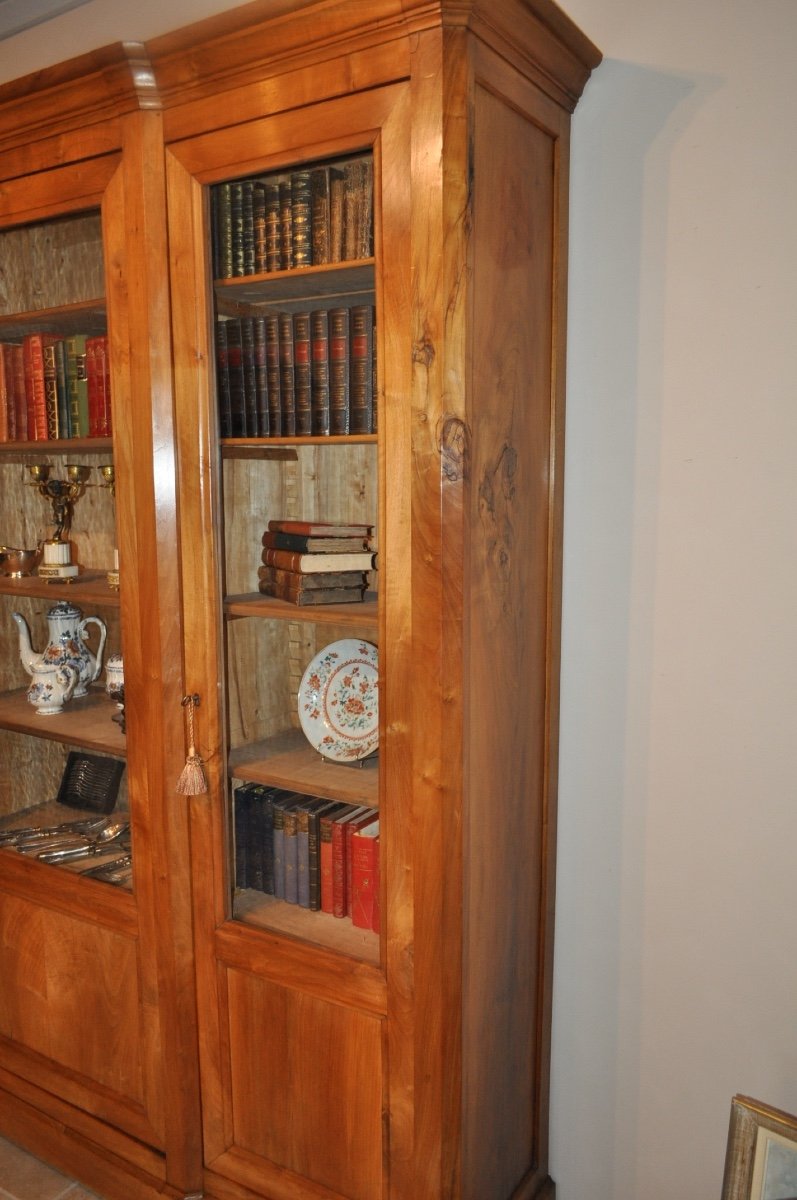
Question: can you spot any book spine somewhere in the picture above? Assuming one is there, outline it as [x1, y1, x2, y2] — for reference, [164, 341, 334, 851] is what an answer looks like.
[349, 305, 374, 435]
[0, 345, 9, 441]
[225, 319, 246, 438]
[54, 338, 70, 439]
[310, 166, 330, 265]
[43, 340, 60, 439]
[264, 312, 281, 436]
[10, 345, 26, 441]
[371, 835, 381, 933]
[241, 180, 256, 276]
[346, 811, 379, 917]
[283, 805, 299, 904]
[331, 815, 353, 918]
[214, 182, 233, 278]
[278, 311, 296, 436]
[253, 315, 269, 436]
[23, 334, 50, 440]
[241, 316, 258, 436]
[258, 564, 368, 590]
[328, 307, 350, 436]
[252, 181, 267, 274]
[264, 182, 281, 273]
[65, 334, 88, 438]
[292, 311, 312, 436]
[215, 317, 232, 438]
[272, 798, 286, 900]
[278, 179, 293, 270]
[310, 308, 330, 436]
[296, 803, 315, 909]
[329, 168, 345, 263]
[350, 821, 380, 930]
[319, 814, 338, 913]
[85, 335, 110, 438]
[233, 782, 252, 890]
[291, 170, 313, 268]
[230, 181, 245, 277]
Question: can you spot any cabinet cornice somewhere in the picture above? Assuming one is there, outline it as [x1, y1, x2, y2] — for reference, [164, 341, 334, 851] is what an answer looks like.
[0, 42, 160, 162]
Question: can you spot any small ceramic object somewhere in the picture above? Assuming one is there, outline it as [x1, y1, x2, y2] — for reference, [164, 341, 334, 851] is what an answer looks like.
[105, 653, 124, 702]
[25, 661, 78, 715]
[13, 601, 107, 699]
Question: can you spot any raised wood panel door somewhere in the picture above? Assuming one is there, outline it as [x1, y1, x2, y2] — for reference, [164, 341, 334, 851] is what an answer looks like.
[0, 51, 202, 1198]
[166, 76, 411, 1200]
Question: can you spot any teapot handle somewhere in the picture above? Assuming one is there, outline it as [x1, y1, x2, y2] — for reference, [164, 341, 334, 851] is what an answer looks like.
[56, 664, 78, 705]
[79, 615, 107, 681]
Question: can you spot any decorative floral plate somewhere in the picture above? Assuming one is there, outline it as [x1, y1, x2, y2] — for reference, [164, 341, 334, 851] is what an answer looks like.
[298, 638, 379, 762]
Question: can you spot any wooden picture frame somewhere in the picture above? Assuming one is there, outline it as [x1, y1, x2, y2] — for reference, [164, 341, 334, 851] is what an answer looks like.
[723, 1096, 797, 1200]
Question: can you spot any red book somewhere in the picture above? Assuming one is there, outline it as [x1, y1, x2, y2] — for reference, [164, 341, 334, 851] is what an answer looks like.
[350, 819, 380, 930]
[371, 834, 381, 934]
[345, 809, 379, 917]
[86, 335, 111, 437]
[331, 806, 371, 918]
[267, 519, 372, 538]
[319, 803, 355, 914]
[23, 332, 59, 440]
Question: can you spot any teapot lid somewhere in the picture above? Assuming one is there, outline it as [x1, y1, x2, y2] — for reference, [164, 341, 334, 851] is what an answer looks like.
[47, 601, 82, 617]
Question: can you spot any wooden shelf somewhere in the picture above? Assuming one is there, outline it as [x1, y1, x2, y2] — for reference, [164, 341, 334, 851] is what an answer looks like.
[230, 728, 378, 808]
[233, 888, 379, 965]
[0, 438, 113, 458]
[0, 298, 106, 341]
[221, 435, 377, 455]
[0, 688, 126, 756]
[0, 569, 120, 607]
[215, 260, 375, 313]
[225, 591, 377, 628]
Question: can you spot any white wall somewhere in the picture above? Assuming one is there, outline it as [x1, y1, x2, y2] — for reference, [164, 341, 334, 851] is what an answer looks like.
[552, 0, 797, 1196]
[2, 2, 795, 1198]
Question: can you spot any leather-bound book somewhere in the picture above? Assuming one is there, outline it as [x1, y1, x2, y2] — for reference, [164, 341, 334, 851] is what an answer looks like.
[328, 306, 350, 435]
[292, 311, 312, 436]
[349, 304, 374, 434]
[350, 819, 380, 930]
[310, 308, 330, 436]
[291, 170, 313, 267]
[278, 310, 296, 435]
[264, 311, 281, 435]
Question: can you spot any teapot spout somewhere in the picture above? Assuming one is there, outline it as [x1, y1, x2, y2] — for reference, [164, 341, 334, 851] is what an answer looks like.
[12, 611, 40, 676]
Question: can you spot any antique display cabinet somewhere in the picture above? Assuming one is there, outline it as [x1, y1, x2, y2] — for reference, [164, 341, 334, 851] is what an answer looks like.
[0, 3, 599, 1199]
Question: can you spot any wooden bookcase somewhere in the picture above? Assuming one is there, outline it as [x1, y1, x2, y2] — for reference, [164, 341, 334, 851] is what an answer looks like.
[0, 4, 599, 1200]
[157, 3, 601, 1199]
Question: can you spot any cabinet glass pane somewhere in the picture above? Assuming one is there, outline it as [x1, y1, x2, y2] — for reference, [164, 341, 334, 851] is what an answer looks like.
[0, 211, 128, 885]
[208, 155, 381, 960]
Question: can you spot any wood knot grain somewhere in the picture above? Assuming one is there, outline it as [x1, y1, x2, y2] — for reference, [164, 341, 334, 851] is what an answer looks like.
[478, 442, 518, 593]
[412, 335, 436, 370]
[438, 415, 470, 483]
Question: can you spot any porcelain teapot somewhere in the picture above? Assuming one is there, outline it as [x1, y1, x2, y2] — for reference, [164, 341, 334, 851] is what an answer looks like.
[13, 601, 107, 700]
[24, 660, 78, 715]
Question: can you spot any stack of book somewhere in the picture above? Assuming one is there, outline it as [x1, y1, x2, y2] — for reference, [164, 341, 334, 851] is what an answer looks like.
[211, 152, 373, 279]
[215, 301, 375, 438]
[234, 781, 380, 933]
[258, 519, 375, 606]
[0, 330, 110, 442]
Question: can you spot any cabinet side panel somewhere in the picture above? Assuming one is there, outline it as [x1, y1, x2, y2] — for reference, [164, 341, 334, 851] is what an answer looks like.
[463, 82, 560, 1198]
[0, 893, 144, 1102]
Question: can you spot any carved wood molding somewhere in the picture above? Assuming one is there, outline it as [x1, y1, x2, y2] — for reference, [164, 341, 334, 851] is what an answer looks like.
[0, 42, 160, 161]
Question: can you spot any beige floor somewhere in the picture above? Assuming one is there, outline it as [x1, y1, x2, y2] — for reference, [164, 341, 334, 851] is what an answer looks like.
[0, 1134, 105, 1200]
